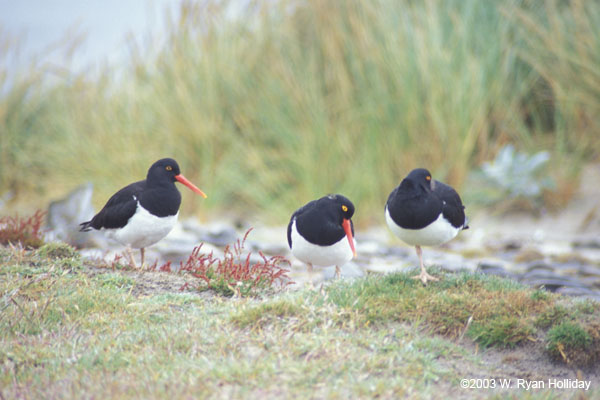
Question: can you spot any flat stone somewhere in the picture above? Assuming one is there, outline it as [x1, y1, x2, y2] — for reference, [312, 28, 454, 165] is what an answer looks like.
[537, 241, 573, 256]
[580, 265, 600, 276]
[520, 275, 589, 292]
[476, 263, 519, 280]
[524, 262, 555, 273]
[573, 237, 600, 249]
[555, 286, 600, 297]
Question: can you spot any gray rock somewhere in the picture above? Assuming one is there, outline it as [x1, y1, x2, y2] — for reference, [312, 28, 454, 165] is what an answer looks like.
[182, 219, 239, 247]
[573, 237, 600, 249]
[47, 183, 105, 247]
[555, 286, 600, 298]
[476, 262, 518, 280]
[524, 262, 555, 272]
[580, 265, 600, 277]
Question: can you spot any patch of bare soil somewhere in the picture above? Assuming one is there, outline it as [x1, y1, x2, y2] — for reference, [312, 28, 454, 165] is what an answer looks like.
[86, 265, 213, 298]
[442, 337, 599, 398]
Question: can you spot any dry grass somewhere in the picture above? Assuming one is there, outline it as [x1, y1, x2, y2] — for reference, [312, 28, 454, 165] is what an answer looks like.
[1, 0, 600, 222]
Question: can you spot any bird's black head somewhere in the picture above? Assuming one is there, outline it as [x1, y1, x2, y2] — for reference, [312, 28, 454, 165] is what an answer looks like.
[147, 158, 181, 184]
[146, 158, 207, 197]
[402, 168, 434, 192]
[323, 194, 355, 221]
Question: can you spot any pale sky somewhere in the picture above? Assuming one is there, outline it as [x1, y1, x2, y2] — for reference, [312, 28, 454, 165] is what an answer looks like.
[0, 0, 177, 72]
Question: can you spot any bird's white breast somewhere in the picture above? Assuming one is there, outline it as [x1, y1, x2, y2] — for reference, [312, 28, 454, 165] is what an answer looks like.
[104, 203, 178, 249]
[385, 207, 459, 247]
[290, 220, 355, 267]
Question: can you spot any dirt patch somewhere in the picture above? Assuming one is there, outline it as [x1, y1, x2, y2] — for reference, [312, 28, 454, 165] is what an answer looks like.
[441, 335, 599, 397]
[461, 339, 598, 381]
[86, 265, 213, 298]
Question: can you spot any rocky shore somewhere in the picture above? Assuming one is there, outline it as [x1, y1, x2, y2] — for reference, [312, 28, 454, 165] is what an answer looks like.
[47, 165, 600, 301]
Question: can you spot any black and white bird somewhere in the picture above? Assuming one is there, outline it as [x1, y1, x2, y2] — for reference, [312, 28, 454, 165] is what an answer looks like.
[287, 194, 357, 283]
[385, 168, 468, 284]
[80, 158, 207, 267]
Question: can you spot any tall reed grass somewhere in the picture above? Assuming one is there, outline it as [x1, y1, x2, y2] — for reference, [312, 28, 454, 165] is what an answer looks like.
[1, 0, 599, 223]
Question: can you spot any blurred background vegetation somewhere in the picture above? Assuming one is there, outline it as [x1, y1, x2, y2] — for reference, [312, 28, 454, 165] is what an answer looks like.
[1, 0, 599, 225]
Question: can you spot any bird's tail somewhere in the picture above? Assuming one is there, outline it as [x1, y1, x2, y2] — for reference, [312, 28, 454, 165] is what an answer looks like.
[79, 221, 93, 232]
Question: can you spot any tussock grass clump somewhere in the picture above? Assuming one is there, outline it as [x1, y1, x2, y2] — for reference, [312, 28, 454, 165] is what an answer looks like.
[321, 271, 549, 347]
[35, 242, 78, 260]
[231, 271, 600, 367]
[546, 322, 597, 367]
[0, 210, 46, 248]
[235, 271, 553, 348]
[469, 316, 534, 348]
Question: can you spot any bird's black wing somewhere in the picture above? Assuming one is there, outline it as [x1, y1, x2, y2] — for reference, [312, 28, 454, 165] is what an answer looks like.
[433, 180, 468, 229]
[287, 199, 318, 248]
[386, 182, 442, 230]
[79, 180, 144, 231]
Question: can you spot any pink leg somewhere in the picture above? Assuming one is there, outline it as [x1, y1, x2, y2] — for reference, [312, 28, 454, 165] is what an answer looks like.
[411, 245, 439, 285]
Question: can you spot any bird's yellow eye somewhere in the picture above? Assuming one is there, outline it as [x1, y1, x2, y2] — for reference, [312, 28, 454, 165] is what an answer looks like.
[166, 166, 173, 171]
[426, 175, 431, 181]
[342, 205, 348, 212]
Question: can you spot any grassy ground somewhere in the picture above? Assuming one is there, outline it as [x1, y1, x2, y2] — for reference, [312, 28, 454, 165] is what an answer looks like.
[1, 244, 598, 399]
[2, 0, 600, 222]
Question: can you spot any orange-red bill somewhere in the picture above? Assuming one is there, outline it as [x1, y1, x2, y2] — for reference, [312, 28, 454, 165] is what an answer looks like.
[175, 174, 207, 198]
[342, 218, 357, 258]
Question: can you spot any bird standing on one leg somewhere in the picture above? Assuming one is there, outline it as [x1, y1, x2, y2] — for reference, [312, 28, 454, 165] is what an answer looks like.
[385, 168, 468, 284]
[80, 158, 207, 268]
[287, 194, 357, 286]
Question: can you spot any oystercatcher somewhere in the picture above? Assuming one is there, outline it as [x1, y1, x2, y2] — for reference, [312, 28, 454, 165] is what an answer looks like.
[385, 168, 468, 284]
[79, 158, 207, 267]
[287, 194, 357, 284]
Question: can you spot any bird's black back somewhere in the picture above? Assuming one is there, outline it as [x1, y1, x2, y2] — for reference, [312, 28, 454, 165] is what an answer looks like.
[386, 171, 467, 230]
[79, 179, 181, 232]
[287, 194, 355, 248]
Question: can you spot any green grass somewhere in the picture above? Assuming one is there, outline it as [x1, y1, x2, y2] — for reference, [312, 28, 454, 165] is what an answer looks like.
[233, 270, 556, 349]
[546, 322, 595, 366]
[2, 0, 600, 221]
[2, 246, 600, 399]
[534, 304, 569, 329]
